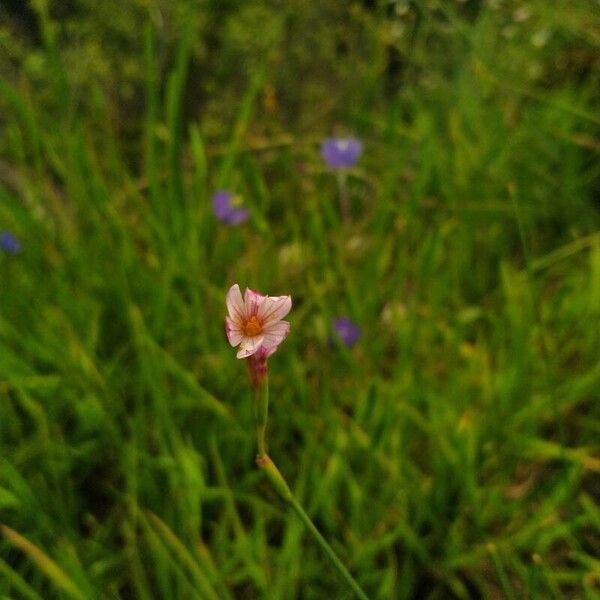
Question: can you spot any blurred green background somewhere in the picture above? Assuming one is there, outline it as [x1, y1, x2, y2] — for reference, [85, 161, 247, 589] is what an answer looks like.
[1, 1, 599, 598]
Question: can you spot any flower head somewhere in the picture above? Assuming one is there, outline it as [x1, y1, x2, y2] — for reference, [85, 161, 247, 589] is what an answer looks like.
[0, 232, 21, 254]
[212, 190, 250, 225]
[225, 284, 291, 359]
[333, 317, 361, 347]
[321, 137, 363, 169]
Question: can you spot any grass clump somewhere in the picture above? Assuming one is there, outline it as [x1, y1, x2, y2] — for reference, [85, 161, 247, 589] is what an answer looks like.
[0, 1, 599, 597]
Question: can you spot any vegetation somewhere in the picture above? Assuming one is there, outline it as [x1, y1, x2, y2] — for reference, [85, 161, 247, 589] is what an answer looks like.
[0, 1, 599, 597]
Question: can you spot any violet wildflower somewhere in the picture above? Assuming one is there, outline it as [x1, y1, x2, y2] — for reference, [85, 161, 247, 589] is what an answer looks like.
[321, 137, 363, 221]
[0, 232, 21, 254]
[333, 317, 361, 347]
[212, 190, 250, 225]
[321, 137, 363, 170]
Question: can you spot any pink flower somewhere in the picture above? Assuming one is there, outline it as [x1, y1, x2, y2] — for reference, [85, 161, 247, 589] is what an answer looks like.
[225, 284, 291, 359]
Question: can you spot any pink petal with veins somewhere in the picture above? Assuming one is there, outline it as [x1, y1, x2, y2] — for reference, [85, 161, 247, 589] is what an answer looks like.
[236, 335, 265, 358]
[243, 288, 265, 317]
[262, 320, 290, 350]
[225, 316, 243, 346]
[258, 295, 292, 328]
[226, 284, 245, 323]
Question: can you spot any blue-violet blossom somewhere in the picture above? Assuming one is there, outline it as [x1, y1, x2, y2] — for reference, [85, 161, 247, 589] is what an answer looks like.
[212, 191, 250, 225]
[332, 317, 361, 347]
[0, 232, 21, 254]
[321, 137, 363, 169]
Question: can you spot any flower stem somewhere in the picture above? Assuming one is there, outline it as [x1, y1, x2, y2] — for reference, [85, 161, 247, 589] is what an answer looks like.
[254, 378, 269, 457]
[256, 454, 370, 600]
[251, 372, 369, 598]
[337, 170, 350, 222]
[289, 496, 370, 600]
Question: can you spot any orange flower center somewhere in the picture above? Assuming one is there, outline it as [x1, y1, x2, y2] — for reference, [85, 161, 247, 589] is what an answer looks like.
[243, 315, 262, 337]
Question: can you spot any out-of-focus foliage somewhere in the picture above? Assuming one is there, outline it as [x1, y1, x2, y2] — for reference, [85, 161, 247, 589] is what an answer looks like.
[2, 0, 599, 229]
[0, 1, 599, 598]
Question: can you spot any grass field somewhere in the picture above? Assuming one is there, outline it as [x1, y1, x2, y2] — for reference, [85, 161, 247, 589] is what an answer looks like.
[1, 1, 600, 598]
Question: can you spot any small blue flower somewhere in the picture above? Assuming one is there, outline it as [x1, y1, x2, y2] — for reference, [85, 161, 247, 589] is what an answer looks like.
[0, 232, 22, 254]
[212, 190, 250, 225]
[332, 317, 361, 347]
[321, 137, 363, 169]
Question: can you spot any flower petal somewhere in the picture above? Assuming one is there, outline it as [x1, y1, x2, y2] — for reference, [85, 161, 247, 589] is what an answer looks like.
[332, 317, 361, 346]
[244, 288, 265, 317]
[226, 284, 245, 322]
[258, 295, 292, 327]
[224, 207, 250, 225]
[212, 190, 233, 220]
[225, 316, 243, 347]
[0, 231, 21, 254]
[236, 335, 265, 359]
[321, 137, 362, 169]
[262, 320, 290, 351]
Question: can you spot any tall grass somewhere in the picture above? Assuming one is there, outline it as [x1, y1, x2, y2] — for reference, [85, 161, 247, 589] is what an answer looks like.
[0, 1, 599, 597]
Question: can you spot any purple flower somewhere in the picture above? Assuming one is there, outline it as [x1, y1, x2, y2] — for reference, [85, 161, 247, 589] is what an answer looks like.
[212, 190, 250, 225]
[332, 317, 361, 347]
[321, 137, 363, 169]
[0, 232, 21, 254]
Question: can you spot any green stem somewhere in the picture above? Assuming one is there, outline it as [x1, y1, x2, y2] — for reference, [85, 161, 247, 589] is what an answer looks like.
[254, 379, 269, 457]
[289, 497, 369, 600]
[256, 455, 370, 600]
[251, 372, 369, 598]
[337, 170, 350, 222]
